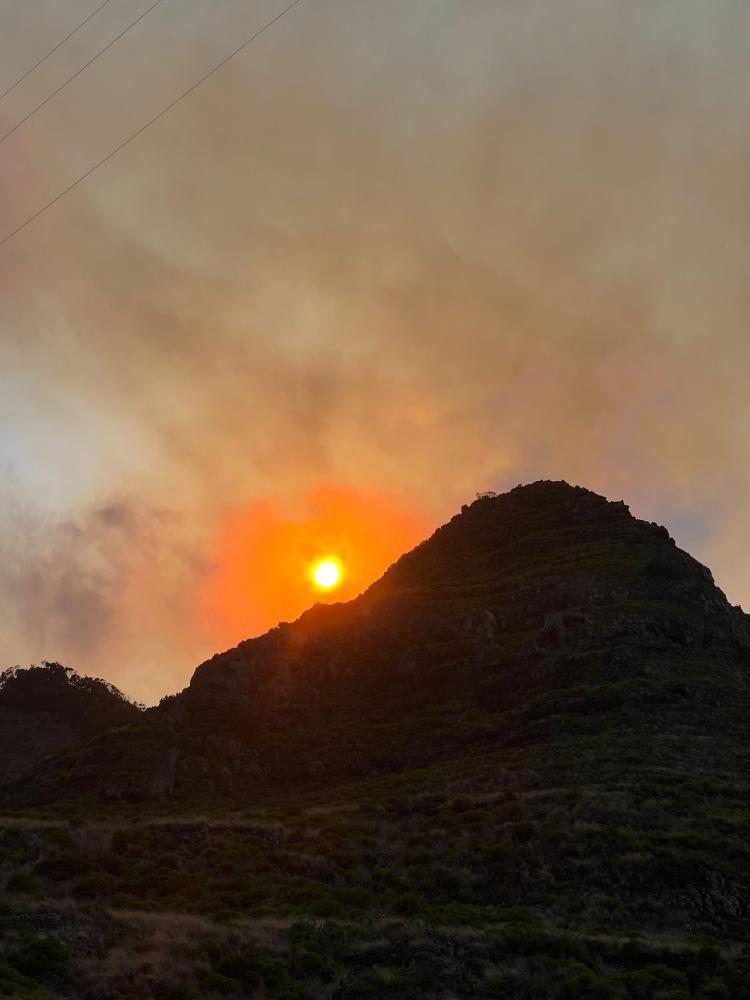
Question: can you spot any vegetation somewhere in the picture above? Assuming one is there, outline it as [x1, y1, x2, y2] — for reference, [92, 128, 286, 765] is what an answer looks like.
[0, 483, 748, 997]
[0, 663, 143, 730]
[0, 769, 748, 998]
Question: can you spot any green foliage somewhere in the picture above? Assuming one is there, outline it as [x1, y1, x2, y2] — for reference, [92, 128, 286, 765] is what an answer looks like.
[0, 962, 58, 999]
[6, 872, 39, 894]
[0, 662, 142, 731]
[201, 971, 242, 995]
[8, 937, 70, 981]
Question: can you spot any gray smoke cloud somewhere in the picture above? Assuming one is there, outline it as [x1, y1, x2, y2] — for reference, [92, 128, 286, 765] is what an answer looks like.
[0, 0, 748, 701]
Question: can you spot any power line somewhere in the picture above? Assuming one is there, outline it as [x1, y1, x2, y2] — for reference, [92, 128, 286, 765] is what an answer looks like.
[0, 0, 304, 250]
[0, 0, 117, 104]
[0, 0, 167, 146]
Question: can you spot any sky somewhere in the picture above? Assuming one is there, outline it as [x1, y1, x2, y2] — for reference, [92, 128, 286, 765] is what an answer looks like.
[0, 0, 748, 704]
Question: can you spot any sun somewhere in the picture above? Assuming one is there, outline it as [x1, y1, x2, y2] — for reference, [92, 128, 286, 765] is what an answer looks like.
[312, 558, 342, 590]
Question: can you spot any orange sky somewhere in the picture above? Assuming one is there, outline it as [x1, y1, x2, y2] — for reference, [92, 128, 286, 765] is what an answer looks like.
[200, 485, 428, 648]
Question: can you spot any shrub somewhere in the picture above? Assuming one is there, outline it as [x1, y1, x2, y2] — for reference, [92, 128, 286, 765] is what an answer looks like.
[6, 873, 39, 895]
[201, 971, 242, 995]
[210, 909, 244, 924]
[276, 984, 312, 1000]
[393, 892, 422, 915]
[9, 937, 70, 981]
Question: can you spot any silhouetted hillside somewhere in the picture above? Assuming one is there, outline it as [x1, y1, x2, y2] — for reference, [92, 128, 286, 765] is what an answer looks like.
[0, 662, 142, 785]
[19, 481, 749, 803]
[1, 482, 749, 999]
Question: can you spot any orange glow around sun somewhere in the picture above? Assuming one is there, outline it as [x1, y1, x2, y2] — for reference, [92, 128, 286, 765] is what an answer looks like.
[199, 484, 428, 646]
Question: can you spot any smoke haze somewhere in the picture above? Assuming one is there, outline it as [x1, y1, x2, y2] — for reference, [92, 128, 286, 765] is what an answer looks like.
[1, 0, 748, 702]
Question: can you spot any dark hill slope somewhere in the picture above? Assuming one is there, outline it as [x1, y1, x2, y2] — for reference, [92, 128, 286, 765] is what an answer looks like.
[3, 483, 750, 998]
[17, 481, 750, 804]
[0, 663, 142, 785]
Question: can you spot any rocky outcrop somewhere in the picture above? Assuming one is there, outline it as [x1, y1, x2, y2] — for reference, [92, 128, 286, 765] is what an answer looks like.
[148, 747, 180, 799]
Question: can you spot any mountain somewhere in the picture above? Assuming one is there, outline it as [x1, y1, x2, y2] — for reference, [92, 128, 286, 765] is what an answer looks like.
[0, 662, 142, 786]
[1, 481, 749, 1000]
[16, 480, 750, 803]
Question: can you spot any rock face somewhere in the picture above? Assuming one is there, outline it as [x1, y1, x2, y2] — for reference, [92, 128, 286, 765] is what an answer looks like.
[12, 481, 750, 804]
[0, 663, 142, 785]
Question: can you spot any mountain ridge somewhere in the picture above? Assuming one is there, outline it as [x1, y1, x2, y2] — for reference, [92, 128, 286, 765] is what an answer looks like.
[8, 480, 749, 806]
[2, 480, 750, 998]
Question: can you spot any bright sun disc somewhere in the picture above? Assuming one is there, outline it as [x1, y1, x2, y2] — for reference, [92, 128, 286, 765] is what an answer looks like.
[313, 559, 341, 589]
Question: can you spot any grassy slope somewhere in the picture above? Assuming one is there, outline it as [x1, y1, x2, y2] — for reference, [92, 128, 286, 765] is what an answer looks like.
[1, 752, 749, 999]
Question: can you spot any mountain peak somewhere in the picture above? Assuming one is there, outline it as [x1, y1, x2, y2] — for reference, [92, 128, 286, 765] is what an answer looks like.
[368, 478, 675, 604]
[6, 482, 749, 807]
[442, 479, 641, 540]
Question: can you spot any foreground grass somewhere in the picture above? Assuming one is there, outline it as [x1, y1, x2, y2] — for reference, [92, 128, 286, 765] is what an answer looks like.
[1, 747, 748, 999]
[0, 900, 747, 1000]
